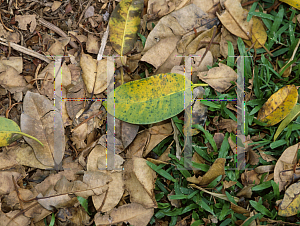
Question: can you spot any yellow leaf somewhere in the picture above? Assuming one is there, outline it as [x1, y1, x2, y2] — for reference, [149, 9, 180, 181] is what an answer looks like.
[278, 180, 300, 216]
[280, 0, 300, 10]
[244, 17, 267, 49]
[109, 0, 144, 55]
[257, 85, 298, 126]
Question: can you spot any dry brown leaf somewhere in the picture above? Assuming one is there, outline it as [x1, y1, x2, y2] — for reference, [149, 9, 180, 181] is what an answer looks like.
[20, 91, 65, 169]
[219, 118, 236, 133]
[197, 63, 237, 93]
[254, 165, 274, 174]
[47, 37, 70, 56]
[141, 35, 181, 70]
[220, 27, 238, 58]
[258, 148, 276, 162]
[15, 14, 37, 33]
[236, 184, 255, 198]
[124, 157, 157, 208]
[94, 203, 154, 226]
[192, 0, 220, 13]
[51, 1, 62, 11]
[223, 181, 237, 189]
[247, 149, 259, 165]
[147, 0, 176, 18]
[0, 65, 27, 93]
[80, 54, 107, 94]
[241, 170, 260, 186]
[0, 57, 23, 74]
[199, 158, 225, 185]
[168, 190, 181, 208]
[274, 142, 300, 192]
[87, 145, 124, 212]
[217, 0, 252, 40]
[86, 34, 100, 54]
[143, 121, 173, 157]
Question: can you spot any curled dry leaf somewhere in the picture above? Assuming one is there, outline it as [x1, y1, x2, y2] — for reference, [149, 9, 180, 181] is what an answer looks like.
[257, 85, 298, 126]
[274, 142, 299, 192]
[80, 54, 107, 94]
[189, 158, 225, 186]
[197, 63, 237, 93]
[278, 180, 300, 216]
[94, 203, 154, 226]
[124, 157, 157, 208]
[20, 91, 65, 168]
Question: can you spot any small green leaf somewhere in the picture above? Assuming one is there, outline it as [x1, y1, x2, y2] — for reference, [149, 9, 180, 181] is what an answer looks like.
[77, 196, 91, 215]
[250, 200, 273, 217]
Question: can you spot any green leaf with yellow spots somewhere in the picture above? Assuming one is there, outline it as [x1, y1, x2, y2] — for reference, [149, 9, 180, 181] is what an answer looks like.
[109, 0, 144, 56]
[257, 85, 298, 127]
[106, 73, 208, 124]
[0, 117, 44, 147]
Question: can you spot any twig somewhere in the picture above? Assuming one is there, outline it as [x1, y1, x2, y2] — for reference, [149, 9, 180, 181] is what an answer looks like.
[38, 18, 78, 49]
[76, 0, 93, 27]
[0, 12, 13, 32]
[0, 37, 51, 63]
[71, 110, 103, 133]
[97, 26, 109, 61]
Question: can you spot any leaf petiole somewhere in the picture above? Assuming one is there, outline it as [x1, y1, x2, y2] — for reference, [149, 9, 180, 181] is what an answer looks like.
[0, 131, 44, 147]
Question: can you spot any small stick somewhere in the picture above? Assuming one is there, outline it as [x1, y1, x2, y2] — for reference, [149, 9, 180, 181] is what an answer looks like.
[97, 26, 109, 61]
[38, 18, 78, 49]
[0, 37, 51, 63]
[71, 110, 103, 133]
[76, 0, 93, 27]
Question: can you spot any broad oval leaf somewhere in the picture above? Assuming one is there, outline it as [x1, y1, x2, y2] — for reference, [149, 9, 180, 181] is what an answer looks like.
[257, 85, 298, 126]
[107, 73, 196, 124]
[109, 0, 144, 55]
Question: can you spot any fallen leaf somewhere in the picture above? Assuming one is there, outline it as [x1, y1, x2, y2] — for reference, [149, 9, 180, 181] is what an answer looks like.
[217, 0, 252, 40]
[80, 54, 107, 94]
[257, 85, 298, 126]
[197, 63, 237, 93]
[274, 142, 299, 191]
[94, 203, 154, 226]
[278, 180, 300, 216]
[244, 17, 267, 49]
[280, 0, 300, 10]
[123, 157, 157, 208]
[20, 91, 65, 169]
[15, 14, 37, 33]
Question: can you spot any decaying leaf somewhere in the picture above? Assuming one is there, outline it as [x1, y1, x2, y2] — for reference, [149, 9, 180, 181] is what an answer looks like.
[94, 203, 154, 226]
[274, 142, 299, 192]
[187, 158, 225, 185]
[280, 0, 300, 10]
[278, 180, 300, 216]
[124, 157, 157, 208]
[15, 14, 37, 33]
[257, 85, 298, 126]
[20, 91, 65, 169]
[244, 17, 267, 49]
[80, 54, 107, 94]
[197, 63, 237, 93]
[109, 0, 144, 55]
